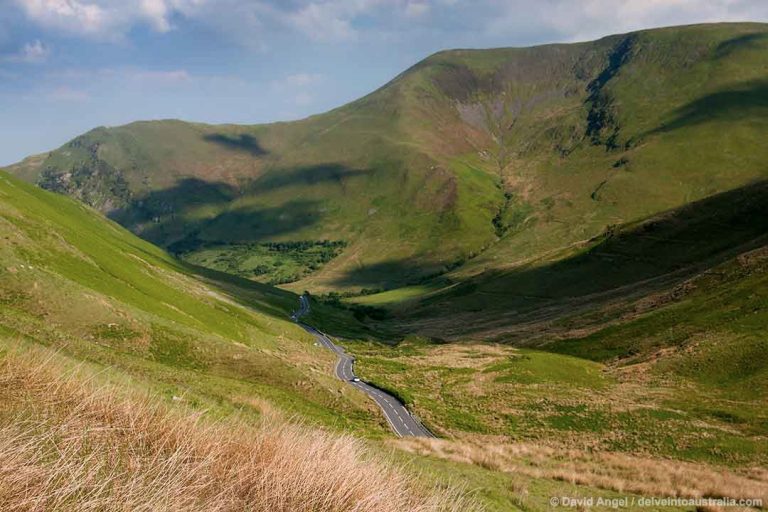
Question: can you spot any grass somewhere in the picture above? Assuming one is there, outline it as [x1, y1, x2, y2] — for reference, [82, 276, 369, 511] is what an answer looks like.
[0, 172, 704, 510]
[0, 171, 383, 433]
[345, 340, 609, 437]
[4, 169, 685, 510]
[342, 329, 768, 466]
[347, 285, 444, 307]
[5, 21, 768, 509]
[326, 235, 768, 489]
[176, 240, 347, 285]
[396, 437, 768, 507]
[357, 178, 768, 342]
[0, 344, 474, 512]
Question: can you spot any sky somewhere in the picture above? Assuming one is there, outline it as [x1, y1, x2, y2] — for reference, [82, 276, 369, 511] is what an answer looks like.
[1, 0, 768, 164]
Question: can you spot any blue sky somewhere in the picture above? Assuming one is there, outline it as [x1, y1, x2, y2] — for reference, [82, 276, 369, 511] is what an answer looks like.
[1, 0, 768, 165]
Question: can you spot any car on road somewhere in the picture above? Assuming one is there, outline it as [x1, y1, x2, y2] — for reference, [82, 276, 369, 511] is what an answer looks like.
[351, 377, 361, 382]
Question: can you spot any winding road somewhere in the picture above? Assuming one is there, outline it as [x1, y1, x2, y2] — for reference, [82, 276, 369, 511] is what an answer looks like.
[293, 295, 434, 438]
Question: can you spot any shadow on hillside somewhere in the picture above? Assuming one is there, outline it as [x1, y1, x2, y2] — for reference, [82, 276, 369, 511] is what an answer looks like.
[111, 163, 369, 236]
[108, 177, 325, 250]
[329, 259, 444, 290]
[648, 79, 768, 134]
[396, 180, 768, 335]
[203, 133, 268, 156]
[248, 164, 369, 194]
[159, 199, 324, 253]
[714, 32, 768, 59]
[110, 178, 237, 227]
[108, 160, 373, 247]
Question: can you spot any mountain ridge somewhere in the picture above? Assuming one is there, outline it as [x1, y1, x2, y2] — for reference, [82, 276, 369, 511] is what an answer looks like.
[7, 22, 768, 296]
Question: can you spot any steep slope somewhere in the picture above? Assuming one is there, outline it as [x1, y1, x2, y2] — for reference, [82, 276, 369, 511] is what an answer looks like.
[0, 171, 381, 432]
[370, 179, 768, 339]
[11, 22, 768, 293]
[550, 243, 768, 401]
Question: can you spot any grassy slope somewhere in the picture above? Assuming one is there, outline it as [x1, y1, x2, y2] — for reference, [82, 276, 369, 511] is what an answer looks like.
[336, 236, 768, 488]
[370, 178, 768, 340]
[11, 23, 768, 296]
[0, 346, 472, 512]
[338, 176, 768, 466]
[9, 114, 502, 292]
[6, 23, 768, 507]
[341, 277, 768, 504]
[0, 171, 680, 511]
[0, 170, 385, 433]
[349, 23, 768, 327]
[549, 244, 768, 405]
[345, 328, 768, 467]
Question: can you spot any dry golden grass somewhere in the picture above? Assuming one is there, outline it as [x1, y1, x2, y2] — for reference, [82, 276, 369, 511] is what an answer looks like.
[395, 438, 768, 506]
[0, 347, 475, 512]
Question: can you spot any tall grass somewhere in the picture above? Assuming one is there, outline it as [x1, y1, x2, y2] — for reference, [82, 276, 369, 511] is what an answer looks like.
[397, 438, 768, 505]
[0, 347, 474, 512]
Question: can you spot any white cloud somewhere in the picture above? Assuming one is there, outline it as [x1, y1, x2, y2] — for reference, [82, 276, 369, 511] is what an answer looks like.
[287, 3, 355, 41]
[5, 40, 50, 63]
[404, 1, 430, 18]
[10, 0, 768, 50]
[47, 86, 90, 102]
[282, 72, 324, 87]
[140, 0, 172, 32]
[285, 0, 383, 42]
[487, 0, 768, 43]
[15, 0, 111, 37]
[12, 0, 208, 39]
[159, 0, 268, 47]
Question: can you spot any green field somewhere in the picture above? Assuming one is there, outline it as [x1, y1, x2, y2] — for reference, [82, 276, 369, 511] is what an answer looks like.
[356, 179, 768, 341]
[2, 170, 719, 510]
[177, 240, 347, 284]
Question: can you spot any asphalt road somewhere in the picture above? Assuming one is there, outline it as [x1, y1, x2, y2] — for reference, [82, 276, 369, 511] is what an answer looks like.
[293, 296, 434, 438]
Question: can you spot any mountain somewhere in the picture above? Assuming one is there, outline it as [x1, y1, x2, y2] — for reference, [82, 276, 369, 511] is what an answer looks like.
[11, 22, 768, 293]
[5, 21, 768, 509]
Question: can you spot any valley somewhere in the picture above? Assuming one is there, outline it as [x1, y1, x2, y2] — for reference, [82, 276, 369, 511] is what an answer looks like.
[2, 20, 768, 511]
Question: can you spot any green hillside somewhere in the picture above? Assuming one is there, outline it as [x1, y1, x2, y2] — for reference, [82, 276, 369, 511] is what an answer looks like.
[0, 170, 707, 511]
[364, 178, 768, 339]
[343, 241, 768, 466]
[12, 22, 768, 295]
[0, 170, 382, 432]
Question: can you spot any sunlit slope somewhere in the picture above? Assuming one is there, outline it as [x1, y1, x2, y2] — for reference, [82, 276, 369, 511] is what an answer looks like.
[10, 22, 768, 292]
[0, 171, 381, 432]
